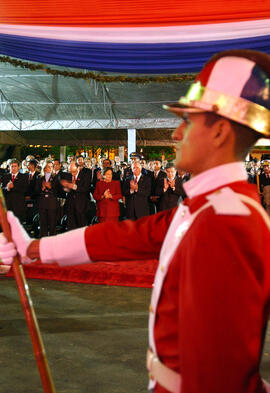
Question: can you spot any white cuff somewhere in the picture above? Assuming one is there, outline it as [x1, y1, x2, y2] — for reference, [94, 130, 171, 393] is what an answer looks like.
[39, 227, 90, 266]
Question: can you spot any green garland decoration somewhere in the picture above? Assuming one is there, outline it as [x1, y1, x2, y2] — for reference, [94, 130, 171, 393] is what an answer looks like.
[0, 55, 197, 84]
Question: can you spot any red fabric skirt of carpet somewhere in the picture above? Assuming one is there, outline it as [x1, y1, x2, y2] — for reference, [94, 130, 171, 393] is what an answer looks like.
[5, 259, 158, 288]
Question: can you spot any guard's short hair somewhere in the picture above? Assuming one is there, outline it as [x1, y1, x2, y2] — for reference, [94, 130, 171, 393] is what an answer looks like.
[203, 112, 260, 160]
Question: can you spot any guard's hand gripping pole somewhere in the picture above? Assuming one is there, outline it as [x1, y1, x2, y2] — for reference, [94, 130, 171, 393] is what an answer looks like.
[0, 187, 56, 393]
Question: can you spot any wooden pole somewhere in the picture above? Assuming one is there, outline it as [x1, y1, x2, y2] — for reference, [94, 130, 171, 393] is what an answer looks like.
[256, 173, 261, 194]
[0, 187, 56, 393]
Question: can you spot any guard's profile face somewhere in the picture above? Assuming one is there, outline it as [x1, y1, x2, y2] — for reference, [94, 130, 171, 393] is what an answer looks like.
[171, 112, 210, 176]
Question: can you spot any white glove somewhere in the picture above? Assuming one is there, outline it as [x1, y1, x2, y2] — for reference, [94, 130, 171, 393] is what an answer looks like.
[0, 211, 34, 265]
[0, 233, 17, 264]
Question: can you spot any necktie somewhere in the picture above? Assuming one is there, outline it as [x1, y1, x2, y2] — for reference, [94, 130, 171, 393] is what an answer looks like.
[29, 173, 32, 182]
[72, 176, 76, 184]
[11, 175, 15, 182]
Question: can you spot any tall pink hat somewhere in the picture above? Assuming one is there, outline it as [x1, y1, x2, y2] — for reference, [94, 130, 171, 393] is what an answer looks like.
[164, 50, 270, 137]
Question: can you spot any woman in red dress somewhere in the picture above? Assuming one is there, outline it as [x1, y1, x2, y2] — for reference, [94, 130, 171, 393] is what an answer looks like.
[93, 168, 122, 223]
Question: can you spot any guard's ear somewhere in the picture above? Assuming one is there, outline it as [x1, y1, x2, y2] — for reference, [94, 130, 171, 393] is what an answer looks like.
[211, 118, 234, 148]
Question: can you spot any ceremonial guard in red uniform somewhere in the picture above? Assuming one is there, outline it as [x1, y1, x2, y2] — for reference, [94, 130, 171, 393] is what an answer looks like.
[1, 49, 270, 393]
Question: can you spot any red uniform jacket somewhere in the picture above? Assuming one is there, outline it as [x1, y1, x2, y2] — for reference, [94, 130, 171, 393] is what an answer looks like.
[93, 180, 122, 219]
[85, 180, 270, 393]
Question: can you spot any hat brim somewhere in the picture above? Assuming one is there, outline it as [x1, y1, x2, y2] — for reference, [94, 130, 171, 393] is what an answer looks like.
[163, 104, 206, 116]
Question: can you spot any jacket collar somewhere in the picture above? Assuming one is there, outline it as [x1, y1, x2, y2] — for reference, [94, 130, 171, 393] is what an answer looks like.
[183, 162, 247, 199]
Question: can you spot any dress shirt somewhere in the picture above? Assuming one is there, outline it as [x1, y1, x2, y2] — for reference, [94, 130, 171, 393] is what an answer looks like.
[154, 170, 160, 178]
[11, 172, 18, 180]
[134, 173, 141, 183]
[130, 173, 142, 194]
[29, 171, 35, 180]
[71, 172, 79, 190]
[45, 173, 51, 182]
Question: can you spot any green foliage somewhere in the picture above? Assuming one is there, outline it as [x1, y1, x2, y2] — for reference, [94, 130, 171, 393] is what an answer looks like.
[19, 144, 176, 162]
[20, 145, 60, 159]
[138, 146, 175, 160]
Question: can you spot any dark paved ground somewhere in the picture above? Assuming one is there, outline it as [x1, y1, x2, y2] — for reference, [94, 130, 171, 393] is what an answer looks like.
[0, 277, 269, 393]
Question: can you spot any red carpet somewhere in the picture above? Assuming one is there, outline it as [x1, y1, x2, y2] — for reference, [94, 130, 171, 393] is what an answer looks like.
[6, 259, 158, 288]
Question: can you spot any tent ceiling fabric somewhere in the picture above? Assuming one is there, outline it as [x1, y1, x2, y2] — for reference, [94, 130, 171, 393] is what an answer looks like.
[0, 60, 188, 144]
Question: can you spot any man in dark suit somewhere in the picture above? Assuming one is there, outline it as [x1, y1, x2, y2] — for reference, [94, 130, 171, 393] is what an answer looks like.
[140, 158, 152, 177]
[2, 159, 28, 223]
[122, 161, 151, 220]
[26, 159, 39, 197]
[76, 155, 94, 222]
[257, 162, 270, 192]
[257, 161, 270, 215]
[61, 161, 91, 230]
[149, 158, 167, 213]
[155, 163, 186, 211]
[90, 159, 102, 193]
[35, 160, 61, 237]
[151, 159, 166, 186]
[77, 155, 92, 177]
[53, 159, 68, 225]
[177, 169, 191, 183]
[25, 158, 40, 229]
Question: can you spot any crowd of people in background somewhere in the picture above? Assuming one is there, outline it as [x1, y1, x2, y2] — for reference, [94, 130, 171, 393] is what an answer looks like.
[246, 159, 270, 215]
[0, 152, 269, 237]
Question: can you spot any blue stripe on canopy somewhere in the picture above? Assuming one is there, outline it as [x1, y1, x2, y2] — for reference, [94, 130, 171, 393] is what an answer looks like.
[1, 33, 270, 73]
